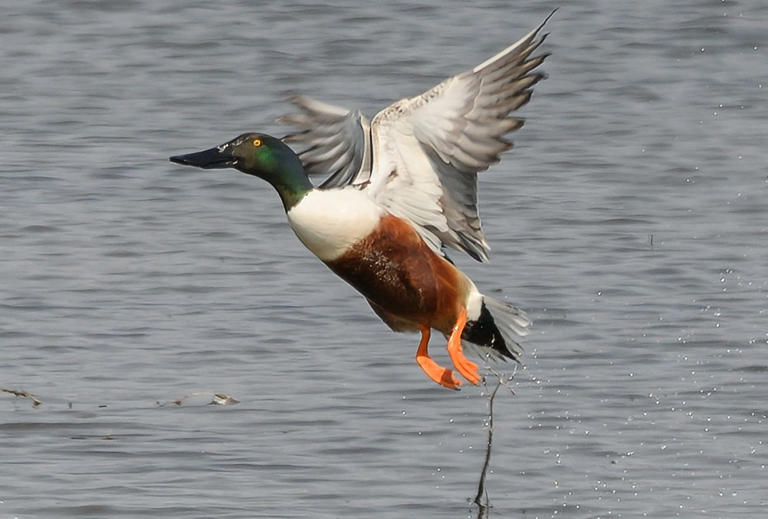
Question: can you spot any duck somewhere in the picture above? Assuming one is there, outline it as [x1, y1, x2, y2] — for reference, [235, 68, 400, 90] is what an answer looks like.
[170, 13, 552, 390]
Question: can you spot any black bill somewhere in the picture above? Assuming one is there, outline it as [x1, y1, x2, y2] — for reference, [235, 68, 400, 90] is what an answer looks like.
[169, 145, 235, 169]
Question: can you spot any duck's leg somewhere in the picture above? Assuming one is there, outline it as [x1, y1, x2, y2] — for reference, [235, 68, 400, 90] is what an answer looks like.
[416, 324, 462, 390]
[447, 308, 482, 385]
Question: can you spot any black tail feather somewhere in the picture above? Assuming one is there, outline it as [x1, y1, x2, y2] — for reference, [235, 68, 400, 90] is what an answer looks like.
[462, 302, 518, 361]
[461, 296, 530, 362]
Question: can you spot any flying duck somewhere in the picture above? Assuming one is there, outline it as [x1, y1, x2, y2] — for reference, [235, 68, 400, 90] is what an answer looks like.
[170, 13, 552, 389]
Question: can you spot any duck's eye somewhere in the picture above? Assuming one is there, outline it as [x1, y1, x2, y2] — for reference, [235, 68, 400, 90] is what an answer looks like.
[252, 138, 262, 147]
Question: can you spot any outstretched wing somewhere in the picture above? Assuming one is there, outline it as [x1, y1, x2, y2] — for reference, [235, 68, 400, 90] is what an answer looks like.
[278, 95, 372, 189]
[278, 12, 552, 261]
[364, 14, 552, 262]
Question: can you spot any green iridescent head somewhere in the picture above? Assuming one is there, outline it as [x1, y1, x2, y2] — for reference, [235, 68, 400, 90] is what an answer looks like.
[170, 133, 312, 210]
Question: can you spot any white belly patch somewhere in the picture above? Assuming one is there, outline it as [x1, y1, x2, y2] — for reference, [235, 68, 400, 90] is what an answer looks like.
[286, 188, 383, 261]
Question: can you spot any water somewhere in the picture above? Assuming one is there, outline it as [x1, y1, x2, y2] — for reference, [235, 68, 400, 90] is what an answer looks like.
[2, 1, 766, 517]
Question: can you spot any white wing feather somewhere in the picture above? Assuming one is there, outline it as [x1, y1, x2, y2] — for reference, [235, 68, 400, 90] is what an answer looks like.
[278, 12, 552, 261]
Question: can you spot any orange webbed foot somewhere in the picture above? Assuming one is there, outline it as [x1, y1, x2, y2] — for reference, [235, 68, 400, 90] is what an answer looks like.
[447, 308, 482, 385]
[416, 355, 462, 390]
[416, 325, 462, 390]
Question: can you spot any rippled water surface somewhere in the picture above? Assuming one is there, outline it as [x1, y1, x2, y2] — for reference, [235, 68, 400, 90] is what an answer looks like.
[2, 1, 767, 518]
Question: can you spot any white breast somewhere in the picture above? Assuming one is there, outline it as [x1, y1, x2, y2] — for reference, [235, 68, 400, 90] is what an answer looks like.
[286, 188, 384, 261]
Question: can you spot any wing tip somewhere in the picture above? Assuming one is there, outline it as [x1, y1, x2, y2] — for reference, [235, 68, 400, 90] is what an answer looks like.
[472, 9, 556, 74]
[281, 90, 304, 104]
[543, 8, 559, 26]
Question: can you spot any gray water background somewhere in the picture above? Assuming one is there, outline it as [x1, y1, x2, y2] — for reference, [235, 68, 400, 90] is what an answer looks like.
[2, 1, 767, 517]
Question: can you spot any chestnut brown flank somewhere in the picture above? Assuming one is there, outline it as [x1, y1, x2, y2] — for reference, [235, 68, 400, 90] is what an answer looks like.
[325, 214, 470, 334]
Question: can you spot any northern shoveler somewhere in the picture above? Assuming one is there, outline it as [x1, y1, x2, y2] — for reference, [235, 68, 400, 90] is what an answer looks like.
[170, 13, 552, 390]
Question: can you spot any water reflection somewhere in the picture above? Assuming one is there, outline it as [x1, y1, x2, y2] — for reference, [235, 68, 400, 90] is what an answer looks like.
[472, 374, 512, 519]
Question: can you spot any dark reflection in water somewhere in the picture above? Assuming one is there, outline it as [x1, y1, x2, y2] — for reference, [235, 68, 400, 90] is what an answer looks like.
[473, 379, 501, 518]
[472, 376, 511, 519]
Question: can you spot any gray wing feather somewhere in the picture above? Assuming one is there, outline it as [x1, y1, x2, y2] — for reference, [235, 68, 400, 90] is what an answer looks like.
[278, 95, 372, 189]
[366, 13, 552, 261]
[277, 12, 552, 261]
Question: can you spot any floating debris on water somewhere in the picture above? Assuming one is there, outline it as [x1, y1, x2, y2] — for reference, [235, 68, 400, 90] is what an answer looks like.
[1, 387, 42, 407]
[157, 392, 240, 407]
[210, 393, 239, 406]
